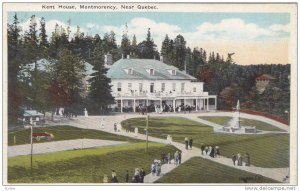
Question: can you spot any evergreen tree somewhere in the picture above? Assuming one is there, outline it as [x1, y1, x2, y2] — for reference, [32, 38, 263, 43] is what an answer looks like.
[137, 28, 157, 59]
[121, 23, 131, 57]
[131, 34, 138, 58]
[39, 17, 49, 58]
[53, 48, 85, 110]
[7, 13, 23, 123]
[88, 42, 114, 114]
[172, 34, 186, 70]
[161, 34, 172, 64]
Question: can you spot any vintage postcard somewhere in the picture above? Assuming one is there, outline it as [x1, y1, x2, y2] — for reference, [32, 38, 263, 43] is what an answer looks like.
[2, 2, 298, 190]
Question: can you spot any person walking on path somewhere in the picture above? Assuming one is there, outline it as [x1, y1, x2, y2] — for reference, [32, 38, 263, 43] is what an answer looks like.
[215, 146, 220, 158]
[174, 151, 179, 165]
[189, 138, 193, 150]
[111, 170, 118, 183]
[237, 153, 243, 166]
[184, 137, 189, 150]
[114, 123, 117, 132]
[167, 152, 171, 164]
[140, 168, 146, 183]
[200, 143, 205, 155]
[245, 153, 250, 166]
[232, 154, 237, 166]
[178, 151, 182, 164]
[103, 174, 108, 183]
[124, 170, 129, 183]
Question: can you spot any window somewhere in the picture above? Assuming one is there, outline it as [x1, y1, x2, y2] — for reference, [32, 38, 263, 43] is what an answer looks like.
[172, 83, 176, 91]
[150, 83, 154, 93]
[150, 69, 155, 75]
[139, 83, 143, 92]
[117, 82, 122, 92]
[161, 83, 165, 92]
[193, 87, 196, 92]
[128, 83, 132, 91]
[172, 70, 176, 75]
[181, 83, 185, 93]
[128, 68, 133, 75]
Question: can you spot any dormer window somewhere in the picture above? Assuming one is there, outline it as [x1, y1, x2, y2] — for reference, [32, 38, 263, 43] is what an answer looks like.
[167, 69, 176, 75]
[128, 68, 133, 75]
[150, 68, 155, 76]
[171, 70, 176, 75]
[124, 68, 133, 75]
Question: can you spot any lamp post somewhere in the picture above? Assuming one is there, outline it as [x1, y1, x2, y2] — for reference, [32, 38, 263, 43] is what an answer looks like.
[145, 114, 149, 153]
[285, 110, 290, 126]
[29, 117, 33, 176]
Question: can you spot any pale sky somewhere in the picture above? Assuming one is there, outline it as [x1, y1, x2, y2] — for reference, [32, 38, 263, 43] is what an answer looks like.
[8, 12, 291, 65]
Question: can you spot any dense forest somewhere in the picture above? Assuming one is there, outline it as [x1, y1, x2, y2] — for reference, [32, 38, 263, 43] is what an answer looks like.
[7, 14, 290, 124]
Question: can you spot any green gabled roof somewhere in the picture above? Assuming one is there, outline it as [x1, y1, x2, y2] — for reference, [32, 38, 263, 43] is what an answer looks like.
[107, 59, 196, 80]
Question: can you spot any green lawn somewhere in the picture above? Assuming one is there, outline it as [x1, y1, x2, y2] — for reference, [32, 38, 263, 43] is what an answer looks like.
[8, 142, 177, 183]
[156, 157, 279, 183]
[8, 126, 141, 146]
[122, 117, 289, 168]
[199, 116, 285, 132]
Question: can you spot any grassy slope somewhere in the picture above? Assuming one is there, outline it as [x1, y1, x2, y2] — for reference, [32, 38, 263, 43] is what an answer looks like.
[156, 157, 279, 183]
[8, 143, 177, 183]
[8, 126, 141, 146]
[199, 116, 285, 132]
[122, 117, 289, 168]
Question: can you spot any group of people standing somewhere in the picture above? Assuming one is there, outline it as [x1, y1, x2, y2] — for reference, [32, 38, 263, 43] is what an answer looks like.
[151, 159, 162, 176]
[232, 153, 250, 166]
[184, 137, 193, 150]
[130, 168, 146, 183]
[103, 168, 146, 183]
[161, 151, 182, 165]
[200, 144, 221, 158]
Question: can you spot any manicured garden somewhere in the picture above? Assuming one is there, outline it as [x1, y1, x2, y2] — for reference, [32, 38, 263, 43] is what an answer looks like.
[198, 116, 285, 132]
[156, 157, 279, 183]
[121, 117, 289, 168]
[8, 126, 141, 146]
[8, 142, 177, 183]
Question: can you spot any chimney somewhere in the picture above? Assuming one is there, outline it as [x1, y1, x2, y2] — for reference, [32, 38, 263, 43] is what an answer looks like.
[127, 54, 130, 59]
[105, 53, 113, 66]
[160, 56, 163, 62]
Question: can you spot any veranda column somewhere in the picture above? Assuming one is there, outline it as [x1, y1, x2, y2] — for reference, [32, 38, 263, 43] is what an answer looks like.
[214, 96, 217, 110]
[207, 98, 209, 111]
[173, 99, 176, 113]
[133, 99, 136, 112]
[121, 99, 123, 113]
[195, 99, 198, 111]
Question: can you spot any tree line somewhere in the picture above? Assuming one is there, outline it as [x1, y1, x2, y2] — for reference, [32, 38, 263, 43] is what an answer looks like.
[7, 14, 290, 124]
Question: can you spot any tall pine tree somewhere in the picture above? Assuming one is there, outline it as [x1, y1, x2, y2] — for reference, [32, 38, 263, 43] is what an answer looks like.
[87, 42, 114, 114]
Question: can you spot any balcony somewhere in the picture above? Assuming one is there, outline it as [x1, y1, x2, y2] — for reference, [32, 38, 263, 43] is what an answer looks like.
[112, 91, 209, 99]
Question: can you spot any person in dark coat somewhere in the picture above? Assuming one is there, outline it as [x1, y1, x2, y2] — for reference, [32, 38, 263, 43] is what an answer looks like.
[139, 168, 146, 183]
[200, 144, 205, 155]
[178, 152, 182, 164]
[232, 154, 237, 166]
[245, 153, 250, 166]
[184, 137, 189, 150]
[111, 170, 118, 183]
[237, 153, 243, 166]
[209, 147, 215, 158]
[124, 170, 129, 183]
[188, 138, 193, 150]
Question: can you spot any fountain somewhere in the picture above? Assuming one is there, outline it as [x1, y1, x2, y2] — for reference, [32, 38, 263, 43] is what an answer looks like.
[215, 100, 257, 134]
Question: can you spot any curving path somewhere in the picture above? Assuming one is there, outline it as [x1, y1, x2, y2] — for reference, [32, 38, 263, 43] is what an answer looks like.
[55, 112, 289, 183]
[8, 112, 289, 183]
